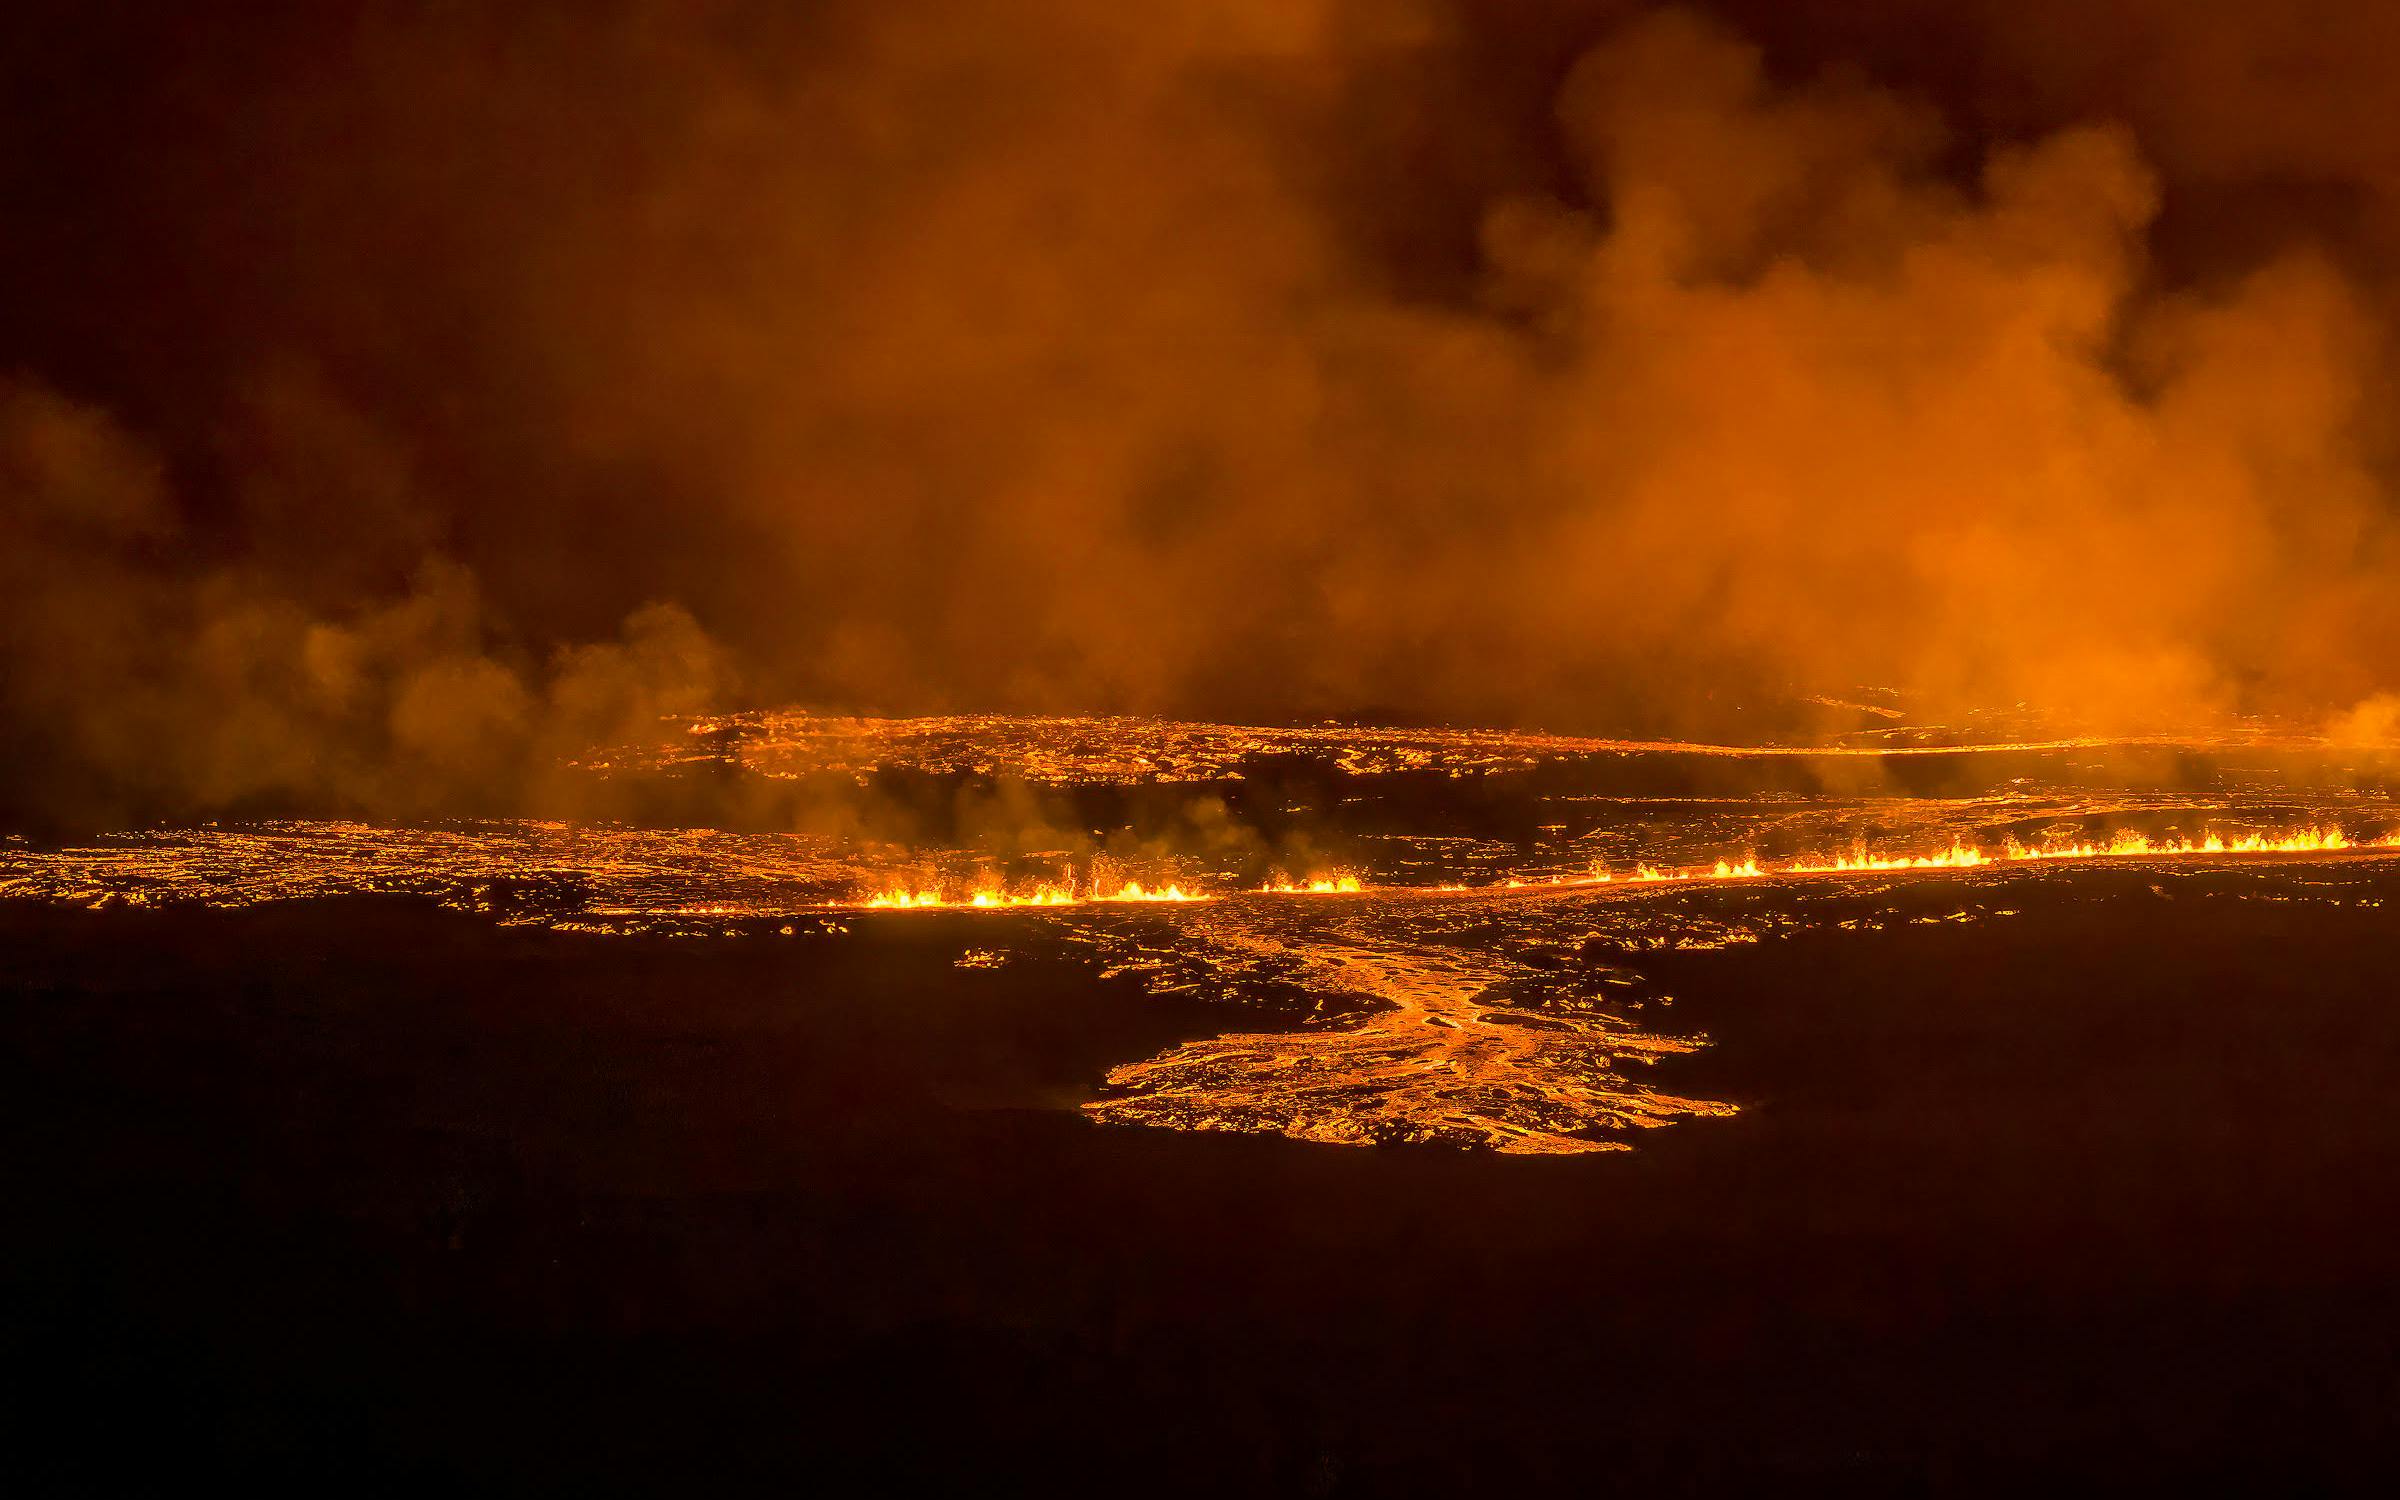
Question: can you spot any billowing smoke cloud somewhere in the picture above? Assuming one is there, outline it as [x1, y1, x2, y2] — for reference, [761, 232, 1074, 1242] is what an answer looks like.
[4, 1, 2398, 825]
[0, 375, 732, 827]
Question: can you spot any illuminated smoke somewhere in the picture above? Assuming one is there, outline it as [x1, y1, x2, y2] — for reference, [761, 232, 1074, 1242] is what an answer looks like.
[6, 2, 2400, 823]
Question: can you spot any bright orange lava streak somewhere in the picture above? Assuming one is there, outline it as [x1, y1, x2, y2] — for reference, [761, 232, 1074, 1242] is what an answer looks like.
[1256, 875, 1365, 894]
[862, 879, 1203, 910]
[848, 826, 2394, 910]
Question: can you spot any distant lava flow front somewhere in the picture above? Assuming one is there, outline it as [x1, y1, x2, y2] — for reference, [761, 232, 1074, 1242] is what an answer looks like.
[7, 711, 2400, 1152]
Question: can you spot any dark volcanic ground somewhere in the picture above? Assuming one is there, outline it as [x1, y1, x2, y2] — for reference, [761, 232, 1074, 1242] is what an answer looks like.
[6, 876, 2400, 1494]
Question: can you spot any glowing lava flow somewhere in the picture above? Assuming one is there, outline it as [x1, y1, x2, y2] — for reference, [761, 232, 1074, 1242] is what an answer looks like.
[969, 886, 1078, 908]
[1079, 821, 2399, 1153]
[1602, 825, 2379, 887]
[1787, 842, 1988, 874]
[1258, 874, 1365, 894]
[1084, 908, 1737, 1154]
[1097, 881, 1202, 903]
[2002, 828, 2351, 860]
[5, 803, 2394, 1155]
[864, 888, 948, 909]
[849, 825, 2392, 911]
[861, 879, 1202, 910]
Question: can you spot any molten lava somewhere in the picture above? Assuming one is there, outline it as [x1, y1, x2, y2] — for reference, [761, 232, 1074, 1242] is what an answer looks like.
[2002, 827, 2351, 860]
[852, 823, 2390, 909]
[1258, 874, 1365, 894]
[8, 720, 2400, 1158]
[861, 878, 1202, 910]
[1786, 842, 1988, 873]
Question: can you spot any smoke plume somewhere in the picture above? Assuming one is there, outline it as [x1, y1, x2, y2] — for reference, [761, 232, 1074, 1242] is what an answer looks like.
[5, 1, 2399, 824]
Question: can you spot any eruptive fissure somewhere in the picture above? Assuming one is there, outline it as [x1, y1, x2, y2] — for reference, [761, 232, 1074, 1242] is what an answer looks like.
[843, 825, 2388, 911]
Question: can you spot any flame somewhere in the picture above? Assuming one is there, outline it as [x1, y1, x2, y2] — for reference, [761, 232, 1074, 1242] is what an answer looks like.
[1503, 868, 1615, 889]
[2002, 827, 2351, 860]
[1258, 873, 1364, 894]
[854, 824, 2389, 909]
[1786, 841, 1988, 874]
[859, 877, 1203, 909]
[1094, 880, 1202, 903]
[1522, 823, 2387, 893]
[968, 884, 1077, 908]
[864, 887, 946, 909]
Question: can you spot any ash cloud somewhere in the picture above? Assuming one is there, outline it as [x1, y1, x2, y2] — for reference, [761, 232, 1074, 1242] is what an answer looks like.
[5, 1, 2400, 825]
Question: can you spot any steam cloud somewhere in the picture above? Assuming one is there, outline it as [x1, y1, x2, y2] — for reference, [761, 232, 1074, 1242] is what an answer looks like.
[5, 1, 2399, 825]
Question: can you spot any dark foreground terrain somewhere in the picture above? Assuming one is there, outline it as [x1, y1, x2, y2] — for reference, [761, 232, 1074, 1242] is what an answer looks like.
[6, 879, 2400, 1493]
